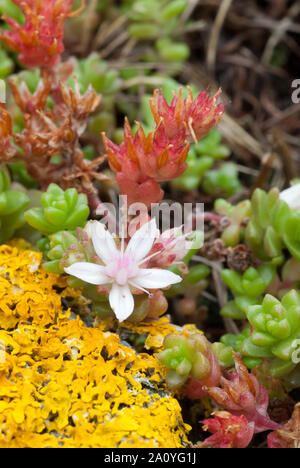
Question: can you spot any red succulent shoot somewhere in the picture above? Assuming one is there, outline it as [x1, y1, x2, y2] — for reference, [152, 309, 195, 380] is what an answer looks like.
[207, 353, 280, 433]
[199, 411, 255, 448]
[150, 87, 225, 144]
[0, 103, 16, 160]
[116, 173, 164, 208]
[0, 103, 12, 140]
[9, 70, 51, 114]
[103, 87, 224, 207]
[0, 0, 85, 68]
[103, 118, 188, 208]
[103, 118, 189, 183]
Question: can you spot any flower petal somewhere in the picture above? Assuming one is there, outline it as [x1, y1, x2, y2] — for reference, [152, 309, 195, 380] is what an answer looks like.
[65, 262, 109, 285]
[132, 268, 182, 290]
[91, 221, 118, 265]
[280, 184, 300, 210]
[126, 218, 158, 262]
[109, 283, 134, 322]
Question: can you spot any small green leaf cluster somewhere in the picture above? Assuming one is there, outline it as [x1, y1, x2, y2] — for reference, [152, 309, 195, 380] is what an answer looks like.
[71, 54, 121, 96]
[171, 129, 230, 192]
[202, 162, 241, 198]
[0, 165, 29, 243]
[215, 198, 251, 247]
[157, 333, 212, 389]
[220, 265, 276, 320]
[244, 290, 300, 377]
[123, 0, 190, 63]
[41, 230, 93, 276]
[245, 188, 300, 264]
[24, 184, 89, 237]
[245, 188, 287, 264]
[220, 291, 300, 378]
[0, 46, 14, 79]
[219, 328, 269, 370]
[0, 0, 24, 23]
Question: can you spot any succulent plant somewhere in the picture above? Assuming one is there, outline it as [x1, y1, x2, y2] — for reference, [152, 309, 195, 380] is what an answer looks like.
[199, 411, 255, 449]
[160, 77, 198, 105]
[42, 229, 91, 275]
[155, 38, 190, 62]
[9, 161, 38, 189]
[0, 0, 24, 22]
[282, 211, 300, 262]
[123, 0, 190, 63]
[24, 183, 89, 236]
[211, 341, 235, 369]
[171, 129, 230, 192]
[215, 198, 251, 247]
[71, 54, 121, 96]
[220, 265, 276, 320]
[207, 354, 280, 433]
[245, 290, 300, 376]
[0, 0, 83, 69]
[170, 148, 214, 192]
[219, 291, 300, 376]
[0, 165, 29, 242]
[157, 333, 220, 391]
[195, 127, 230, 160]
[0, 46, 14, 79]
[245, 188, 290, 265]
[66, 54, 121, 136]
[202, 162, 241, 198]
[219, 328, 272, 370]
[104, 86, 224, 207]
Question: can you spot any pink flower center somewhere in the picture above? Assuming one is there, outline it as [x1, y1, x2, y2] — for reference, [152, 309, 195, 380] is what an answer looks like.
[105, 252, 139, 286]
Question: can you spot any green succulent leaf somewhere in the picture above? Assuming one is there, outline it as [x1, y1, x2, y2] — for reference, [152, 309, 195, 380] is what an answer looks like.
[25, 184, 89, 236]
[244, 290, 300, 371]
[0, 166, 30, 242]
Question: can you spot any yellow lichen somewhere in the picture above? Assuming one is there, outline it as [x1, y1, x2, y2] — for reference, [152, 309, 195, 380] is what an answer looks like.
[97, 317, 203, 353]
[0, 245, 191, 448]
[97, 317, 184, 352]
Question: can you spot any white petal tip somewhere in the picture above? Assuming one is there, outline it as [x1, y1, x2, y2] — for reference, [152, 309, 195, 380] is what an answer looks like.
[280, 183, 300, 210]
[109, 284, 134, 322]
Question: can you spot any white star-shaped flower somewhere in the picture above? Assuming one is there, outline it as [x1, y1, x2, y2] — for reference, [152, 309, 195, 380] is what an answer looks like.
[280, 183, 300, 210]
[65, 219, 182, 322]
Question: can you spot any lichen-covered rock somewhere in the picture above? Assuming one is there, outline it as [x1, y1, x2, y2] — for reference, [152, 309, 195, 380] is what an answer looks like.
[0, 244, 190, 448]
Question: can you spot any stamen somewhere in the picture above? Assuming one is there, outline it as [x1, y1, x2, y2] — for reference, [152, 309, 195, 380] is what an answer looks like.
[138, 247, 166, 266]
[120, 223, 125, 255]
[129, 281, 150, 295]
